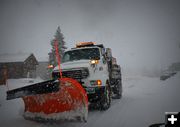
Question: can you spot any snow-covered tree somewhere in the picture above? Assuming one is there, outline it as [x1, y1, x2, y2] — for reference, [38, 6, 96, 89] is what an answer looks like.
[49, 26, 67, 67]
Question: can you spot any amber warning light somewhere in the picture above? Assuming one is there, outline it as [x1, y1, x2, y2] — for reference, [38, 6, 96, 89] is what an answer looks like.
[76, 42, 96, 48]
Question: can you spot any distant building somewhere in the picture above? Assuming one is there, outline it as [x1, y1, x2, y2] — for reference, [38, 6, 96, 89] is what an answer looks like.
[0, 53, 38, 85]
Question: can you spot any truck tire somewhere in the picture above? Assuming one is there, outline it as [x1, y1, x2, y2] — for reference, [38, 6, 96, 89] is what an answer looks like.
[113, 79, 122, 99]
[100, 85, 111, 110]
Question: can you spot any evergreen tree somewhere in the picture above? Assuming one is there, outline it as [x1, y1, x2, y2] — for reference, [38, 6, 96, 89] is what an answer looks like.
[49, 26, 67, 67]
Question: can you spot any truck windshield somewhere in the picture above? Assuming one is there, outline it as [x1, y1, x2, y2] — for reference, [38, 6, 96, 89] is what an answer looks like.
[62, 48, 100, 63]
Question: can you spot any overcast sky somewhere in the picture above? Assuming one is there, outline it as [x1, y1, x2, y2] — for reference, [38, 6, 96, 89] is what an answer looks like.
[0, 0, 180, 73]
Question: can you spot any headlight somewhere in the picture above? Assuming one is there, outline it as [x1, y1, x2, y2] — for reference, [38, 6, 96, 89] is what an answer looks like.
[90, 60, 99, 64]
[48, 64, 54, 69]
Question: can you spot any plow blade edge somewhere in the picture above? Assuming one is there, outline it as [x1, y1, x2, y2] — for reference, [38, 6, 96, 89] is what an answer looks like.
[6, 78, 88, 122]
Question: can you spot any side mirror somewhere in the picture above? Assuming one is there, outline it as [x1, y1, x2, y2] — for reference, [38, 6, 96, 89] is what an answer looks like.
[101, 48, 106, 56]
[102, 57, 106, 64]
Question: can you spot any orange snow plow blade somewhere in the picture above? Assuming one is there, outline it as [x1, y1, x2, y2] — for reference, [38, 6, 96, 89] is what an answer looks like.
[7, 78, 88, 122]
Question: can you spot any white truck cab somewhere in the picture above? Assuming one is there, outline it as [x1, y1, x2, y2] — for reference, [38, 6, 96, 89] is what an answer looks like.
[53, 42, 122, 110]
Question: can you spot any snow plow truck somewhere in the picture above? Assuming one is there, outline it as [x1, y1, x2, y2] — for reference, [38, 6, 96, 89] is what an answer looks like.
[6, 42, 122, 122]
[52, 42, 122, 110]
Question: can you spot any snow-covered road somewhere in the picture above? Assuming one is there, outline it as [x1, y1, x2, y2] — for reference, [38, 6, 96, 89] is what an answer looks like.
[0, 73, 180, 127]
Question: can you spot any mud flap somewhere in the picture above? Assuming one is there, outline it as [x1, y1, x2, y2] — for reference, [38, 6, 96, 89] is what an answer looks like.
[7, 78, 88, 122]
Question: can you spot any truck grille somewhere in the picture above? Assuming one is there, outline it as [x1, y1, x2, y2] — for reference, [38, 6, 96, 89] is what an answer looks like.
[52, 68, 89, 80]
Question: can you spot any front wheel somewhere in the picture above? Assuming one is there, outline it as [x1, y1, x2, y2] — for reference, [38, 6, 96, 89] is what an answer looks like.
[100, 85, 111, 110]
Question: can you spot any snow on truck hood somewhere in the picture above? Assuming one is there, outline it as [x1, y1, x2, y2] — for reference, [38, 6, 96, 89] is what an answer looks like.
[54, 59, 91, 71]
